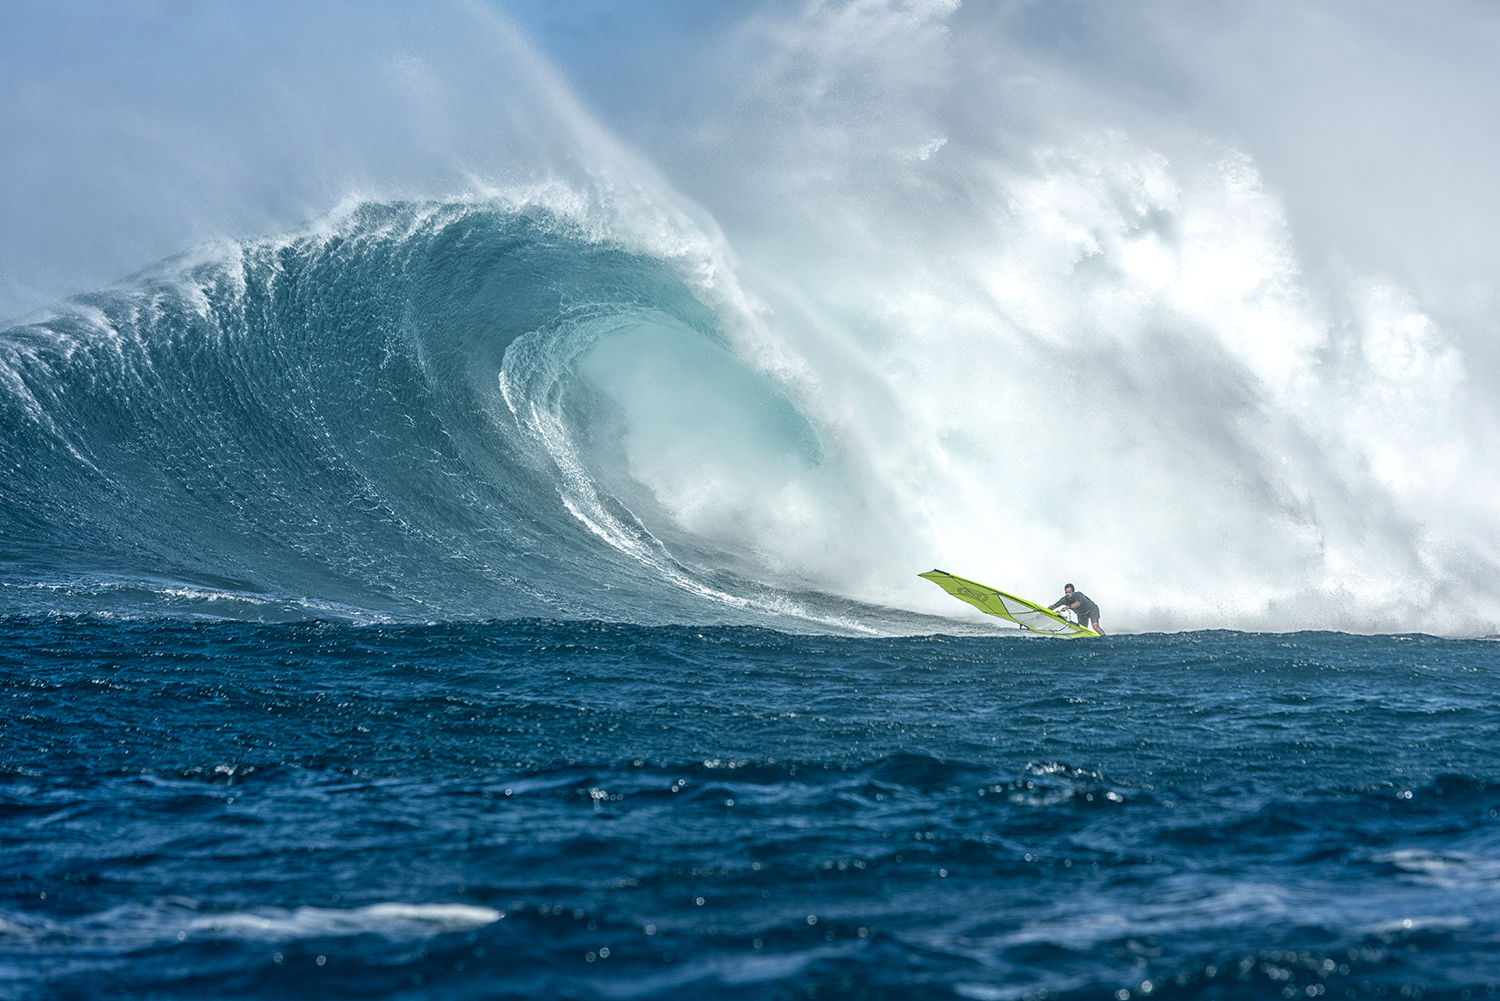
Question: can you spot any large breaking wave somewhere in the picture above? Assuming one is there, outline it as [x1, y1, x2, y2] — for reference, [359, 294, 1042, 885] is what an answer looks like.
[3, 0, 1499, 633]
[0, 197, 906, 628]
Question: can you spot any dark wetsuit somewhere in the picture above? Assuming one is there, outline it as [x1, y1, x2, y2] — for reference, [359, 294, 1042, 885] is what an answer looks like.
[1055, 592, 1100, 625]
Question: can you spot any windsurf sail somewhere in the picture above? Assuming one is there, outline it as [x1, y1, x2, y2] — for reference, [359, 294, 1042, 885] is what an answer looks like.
[919, 570, 1100, 638]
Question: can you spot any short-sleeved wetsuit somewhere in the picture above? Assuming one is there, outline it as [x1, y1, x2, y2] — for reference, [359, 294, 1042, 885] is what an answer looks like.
[1056, 592, 1100, 625]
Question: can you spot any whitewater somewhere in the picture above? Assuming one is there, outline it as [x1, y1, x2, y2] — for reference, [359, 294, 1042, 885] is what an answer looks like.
[3, 1, 1500, 999]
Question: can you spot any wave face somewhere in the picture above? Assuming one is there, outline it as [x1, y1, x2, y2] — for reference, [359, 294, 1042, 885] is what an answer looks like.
[0, 200, 883, 626]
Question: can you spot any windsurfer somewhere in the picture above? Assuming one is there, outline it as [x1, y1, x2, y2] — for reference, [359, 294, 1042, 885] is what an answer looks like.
[1049, 584, 1104, 635]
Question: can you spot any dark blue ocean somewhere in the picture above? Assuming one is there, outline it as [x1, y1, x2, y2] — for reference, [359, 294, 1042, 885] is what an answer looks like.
[3, 202, 1500, 999]
[4, 619, 1500, 1000]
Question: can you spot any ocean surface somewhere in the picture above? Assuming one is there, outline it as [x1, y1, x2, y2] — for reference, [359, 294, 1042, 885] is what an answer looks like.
[4, 618, 1500, 1000]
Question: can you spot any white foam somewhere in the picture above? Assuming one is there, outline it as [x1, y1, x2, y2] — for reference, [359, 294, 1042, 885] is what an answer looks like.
[195, 902, 503, 940]
[0, 901, 503, 953]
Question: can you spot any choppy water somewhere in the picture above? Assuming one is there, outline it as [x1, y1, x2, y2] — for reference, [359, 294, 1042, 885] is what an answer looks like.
[5, 618, 1499, 1000]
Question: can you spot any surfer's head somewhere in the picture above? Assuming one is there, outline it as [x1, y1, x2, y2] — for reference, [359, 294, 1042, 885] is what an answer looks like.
[1064, 584, 1075, 594]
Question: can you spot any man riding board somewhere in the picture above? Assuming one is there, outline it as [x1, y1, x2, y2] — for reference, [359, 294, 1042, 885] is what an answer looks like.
[1049, 584, 1104, 635]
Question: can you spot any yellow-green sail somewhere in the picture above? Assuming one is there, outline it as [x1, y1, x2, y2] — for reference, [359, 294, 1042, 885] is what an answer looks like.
[920, 570, 1099, 638]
